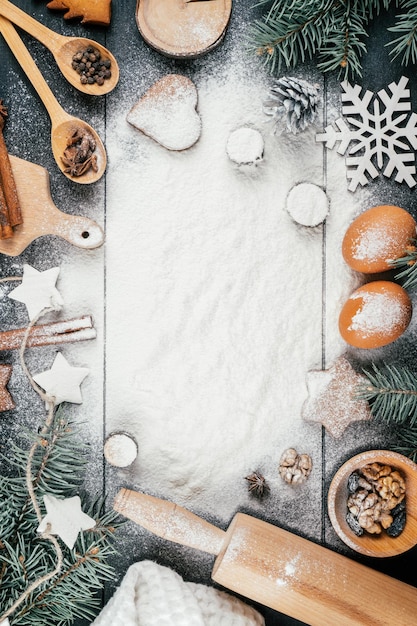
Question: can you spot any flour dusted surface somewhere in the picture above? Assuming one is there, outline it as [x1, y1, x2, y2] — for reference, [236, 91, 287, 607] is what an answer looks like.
[105, 51, 366, 521]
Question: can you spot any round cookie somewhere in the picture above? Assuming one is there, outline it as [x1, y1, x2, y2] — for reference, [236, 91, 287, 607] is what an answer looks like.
[226, 127, 264, 166]
[104, 432, 138, 468]
[286, 183, 329, 227]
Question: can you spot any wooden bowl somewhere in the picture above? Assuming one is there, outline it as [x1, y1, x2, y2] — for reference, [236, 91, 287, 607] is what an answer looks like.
[328, 450, 417, 557]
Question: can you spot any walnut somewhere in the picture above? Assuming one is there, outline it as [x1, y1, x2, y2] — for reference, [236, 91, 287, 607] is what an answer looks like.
[279, 448, 312, 485]
[361, 463, 391, 482]
[358, 476, 372, 490]
[346, 463, 407, 538]
[363, 492, 379, 510]
[379, 511, 394, 529]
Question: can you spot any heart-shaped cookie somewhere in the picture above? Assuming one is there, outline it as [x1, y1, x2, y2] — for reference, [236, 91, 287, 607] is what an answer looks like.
[127, 74, 202, 151]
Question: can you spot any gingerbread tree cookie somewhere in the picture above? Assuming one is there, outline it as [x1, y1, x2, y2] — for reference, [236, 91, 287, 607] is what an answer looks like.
[46, 0, 111, 26]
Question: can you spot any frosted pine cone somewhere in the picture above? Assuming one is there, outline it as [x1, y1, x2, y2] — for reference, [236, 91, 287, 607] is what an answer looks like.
[263, 76, 320, 134]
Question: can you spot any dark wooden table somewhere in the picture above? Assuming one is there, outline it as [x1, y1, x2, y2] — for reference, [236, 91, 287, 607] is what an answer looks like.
[1, 2, 416, 625]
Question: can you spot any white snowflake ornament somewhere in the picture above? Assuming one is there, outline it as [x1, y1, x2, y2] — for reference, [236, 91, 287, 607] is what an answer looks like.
[8, 264, 63, 320]
[33, 352, 89, 406]
[316, 76, 417, 191]
[37, 494, 96, 549]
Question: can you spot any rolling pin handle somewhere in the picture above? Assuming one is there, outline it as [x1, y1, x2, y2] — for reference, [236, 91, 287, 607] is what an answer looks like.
[114, 488, 225, 556]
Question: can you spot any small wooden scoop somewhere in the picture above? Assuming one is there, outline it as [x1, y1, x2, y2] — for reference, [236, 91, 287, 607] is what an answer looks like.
[0, 156, 104, 256]
[114, 489, 417, 626]
[136, 0, 232, 58]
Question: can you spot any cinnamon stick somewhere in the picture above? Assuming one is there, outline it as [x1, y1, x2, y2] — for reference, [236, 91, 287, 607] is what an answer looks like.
[0, 100, 22, 234]
[0, 315, 96, 351]
[0, 181, 13, 239]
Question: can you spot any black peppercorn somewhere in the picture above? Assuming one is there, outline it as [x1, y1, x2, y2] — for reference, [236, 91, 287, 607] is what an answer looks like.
[71, 47, 112, 87]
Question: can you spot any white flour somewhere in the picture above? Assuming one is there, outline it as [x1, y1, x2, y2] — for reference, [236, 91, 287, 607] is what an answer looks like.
[103, 56, 366, 521]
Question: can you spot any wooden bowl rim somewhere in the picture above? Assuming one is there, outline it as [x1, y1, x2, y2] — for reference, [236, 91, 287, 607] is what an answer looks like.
[328, 450, 417, 557]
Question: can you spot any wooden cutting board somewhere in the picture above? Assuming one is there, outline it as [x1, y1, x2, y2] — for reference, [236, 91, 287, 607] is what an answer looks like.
[0, 155, 104, 256]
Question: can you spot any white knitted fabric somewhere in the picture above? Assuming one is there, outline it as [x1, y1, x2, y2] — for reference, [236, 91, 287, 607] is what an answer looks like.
[91, 560, 265, 626]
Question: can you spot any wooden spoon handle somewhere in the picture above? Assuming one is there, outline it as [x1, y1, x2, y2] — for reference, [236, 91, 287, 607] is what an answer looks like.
[0, 16, 67, 124]
[0, 0, 63, 49]
[114, 488, 226, 556]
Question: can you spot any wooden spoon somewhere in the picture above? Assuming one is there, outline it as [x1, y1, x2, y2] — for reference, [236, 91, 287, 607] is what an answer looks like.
[0, 0, 119, 95]
[0, 16, 106, 183]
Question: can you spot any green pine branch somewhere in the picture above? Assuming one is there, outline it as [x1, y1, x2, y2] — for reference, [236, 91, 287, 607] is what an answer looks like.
[250, 0, 344, 75]
[393, 425, 417, 462]
[357, 363, 417, 425]
[250, 0, 417, 79]
[10, 521, 117, 626]
[317, 4, 368, 79]
[389, 241, 417, 289]
[0, 410, 120, 626]
[387, 0, 417, 63]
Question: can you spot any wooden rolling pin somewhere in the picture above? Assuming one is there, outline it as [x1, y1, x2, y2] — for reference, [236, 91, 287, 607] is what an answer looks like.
[114, 488, 417, 626]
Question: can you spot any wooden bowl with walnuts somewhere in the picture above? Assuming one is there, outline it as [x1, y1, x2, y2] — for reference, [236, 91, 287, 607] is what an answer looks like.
[328, 450, 417, 557]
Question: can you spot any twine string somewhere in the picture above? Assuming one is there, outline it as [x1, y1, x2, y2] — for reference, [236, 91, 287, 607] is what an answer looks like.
[0, 297, 62, 623]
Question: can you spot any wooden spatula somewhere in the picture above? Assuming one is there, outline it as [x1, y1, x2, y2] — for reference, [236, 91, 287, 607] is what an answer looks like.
[114, 488, 417, 626]
[0, 155, 104, 256]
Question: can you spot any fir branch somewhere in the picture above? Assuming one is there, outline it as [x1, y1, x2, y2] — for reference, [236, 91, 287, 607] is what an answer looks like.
[389, 241, 417, 289]
[358, 363, 417, 425]
[393, 425, 417, 462]
[387, 0, 417, 64]
[250, 0, 340, 74]
[317, 4, 368, 79]
[0, 413, 88, 545]
[0, 410, 120, 625]
[249, 0, 401, 78]
[13, 527, 117, 625]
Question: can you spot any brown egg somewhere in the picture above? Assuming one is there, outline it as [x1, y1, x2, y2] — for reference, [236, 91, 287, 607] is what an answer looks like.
[342, 205, 417, 273]
[339, 281, 412, 349]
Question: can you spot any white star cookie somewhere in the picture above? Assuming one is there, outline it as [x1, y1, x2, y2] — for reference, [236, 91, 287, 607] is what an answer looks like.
[302, 356, 372, 438]
[37, 494, 96, 549]
[8, 264, 63, 320]
[33, 352, 89, 406]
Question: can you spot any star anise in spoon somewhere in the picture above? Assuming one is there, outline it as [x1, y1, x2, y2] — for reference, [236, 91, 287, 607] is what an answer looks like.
[61, 127, 98, 177]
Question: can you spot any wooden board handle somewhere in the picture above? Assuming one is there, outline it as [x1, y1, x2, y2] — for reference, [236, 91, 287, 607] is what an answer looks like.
[114, 488, 225, 556]
[0, 156, 104, 256]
